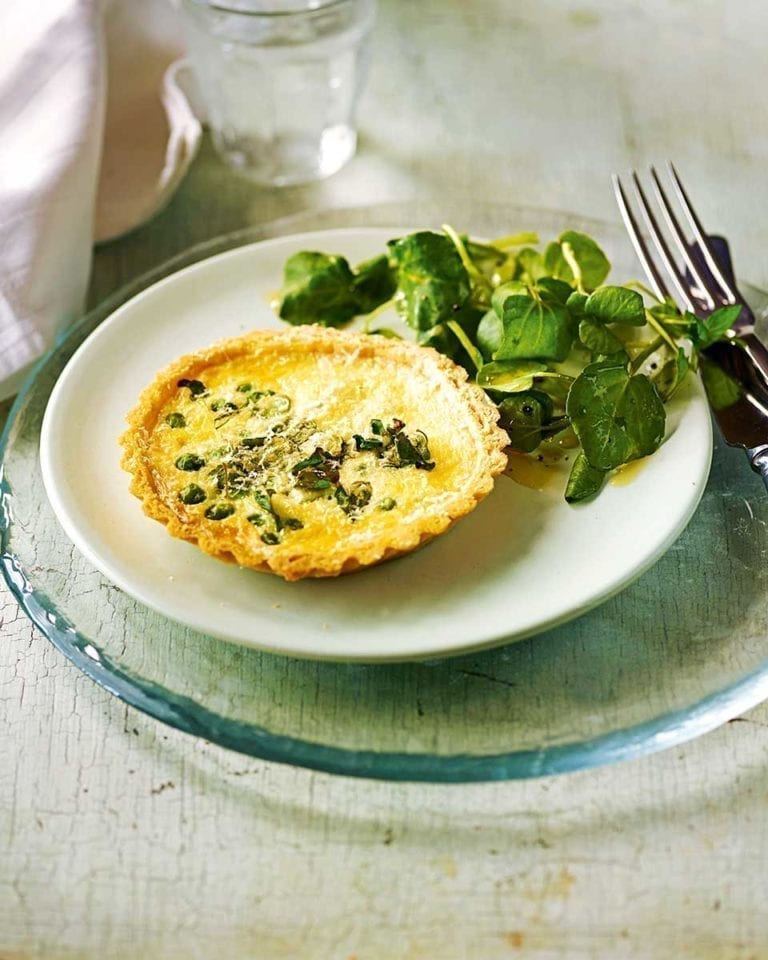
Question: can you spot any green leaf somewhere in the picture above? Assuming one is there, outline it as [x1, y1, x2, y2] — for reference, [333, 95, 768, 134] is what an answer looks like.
[566, 356, 666, 470]
[578, 317, 626, 356]
[655, 347, 690, 400]
[388, 231, 471, 331]
[566, 291, 588, 318]
[464, 238, 509, 270]
[490, 280, 529, 316]
[494, 294, 577, 362]
[584, 286, 646, 325]
[692, 304, 743, 349]
[514, 247, 547, 284]
[497, 391, 555, 453]
[477, 309, 503, 359]
[278, 251, 359, 327]
[536, 277, 574, 305]
[477, 360, 549, 393]
[700, 356, 743, 410]
[565, 452, 607, 503]
[351, 254, 397, 313]
[543, 231, 611, 292]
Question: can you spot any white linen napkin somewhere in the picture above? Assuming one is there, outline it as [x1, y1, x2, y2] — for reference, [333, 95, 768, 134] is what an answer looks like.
[0, 0, 200, 400]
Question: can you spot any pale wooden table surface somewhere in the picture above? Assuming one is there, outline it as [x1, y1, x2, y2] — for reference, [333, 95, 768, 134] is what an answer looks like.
[3, 1, 768, 957]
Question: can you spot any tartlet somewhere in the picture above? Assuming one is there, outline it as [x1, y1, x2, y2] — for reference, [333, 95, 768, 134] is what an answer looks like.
[120, 326, 508, 580]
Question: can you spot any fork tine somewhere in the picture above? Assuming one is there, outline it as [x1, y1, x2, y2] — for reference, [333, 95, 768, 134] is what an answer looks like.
[611, 174, 672, 304]
[626, 172, 698, 313]
[666, 161, 737, 302]
[648, 166, 718, 310]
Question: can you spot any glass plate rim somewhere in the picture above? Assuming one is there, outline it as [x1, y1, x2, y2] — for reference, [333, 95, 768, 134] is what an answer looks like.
[3, 203, 768, 782]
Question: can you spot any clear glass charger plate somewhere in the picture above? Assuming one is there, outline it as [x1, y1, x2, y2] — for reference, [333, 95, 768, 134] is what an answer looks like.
[2, 200, 768, 782]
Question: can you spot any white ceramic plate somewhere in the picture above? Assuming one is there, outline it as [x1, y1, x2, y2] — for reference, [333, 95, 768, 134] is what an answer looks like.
[40, 228, 713, 662]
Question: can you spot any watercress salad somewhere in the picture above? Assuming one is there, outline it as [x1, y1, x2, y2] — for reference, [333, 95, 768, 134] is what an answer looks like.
[276, 226, 738, 502]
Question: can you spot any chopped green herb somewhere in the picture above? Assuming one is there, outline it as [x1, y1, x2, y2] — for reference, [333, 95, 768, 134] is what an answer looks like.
[178, 483, 206, 505]
[204, 503, 235, 520]
[175, 452, 206, 471]
[335, 481, 372, 516]
[353, 434, 383, 451]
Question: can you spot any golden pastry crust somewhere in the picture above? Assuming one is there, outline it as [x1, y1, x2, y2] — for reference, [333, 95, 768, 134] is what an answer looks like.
[120, 326, 508, 580]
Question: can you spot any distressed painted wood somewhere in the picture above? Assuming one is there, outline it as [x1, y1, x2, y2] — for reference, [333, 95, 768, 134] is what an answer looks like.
[3, 1, 768, 956]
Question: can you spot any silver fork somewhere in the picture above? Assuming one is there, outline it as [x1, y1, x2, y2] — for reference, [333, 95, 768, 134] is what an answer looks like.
[613, 164, 768, 483]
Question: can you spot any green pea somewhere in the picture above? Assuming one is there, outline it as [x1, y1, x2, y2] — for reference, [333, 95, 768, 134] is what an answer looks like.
[175, 453, 206, 471]
[204, 503, 235, 521]
[179, 484, 206, 505]
[165, 412, 186, 429]
[378, 497, 397, 511]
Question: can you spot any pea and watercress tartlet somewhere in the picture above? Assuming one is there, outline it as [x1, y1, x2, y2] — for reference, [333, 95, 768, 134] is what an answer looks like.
[120, 326, 508, 581]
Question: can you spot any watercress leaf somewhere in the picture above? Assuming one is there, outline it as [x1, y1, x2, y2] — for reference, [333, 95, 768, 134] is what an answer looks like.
[543, 231, 611, 292]
[514, 247, 547, 284]
[578, 317, 626, 356]
[497, 391, 554, 453]
[495, 295, 578, 362]
[464, 239, 509, 271]
[655, 347, 690, 400]
[477, 360, 550, 393]
[692, 304, 743, 349]
[279, 251, 358, 327]
[477, 309, 503, 360]
[584, 285, 645, 325]
[565, 452, 607, 503]
[388, 231, 471, 331]
[536, 277, 574, 305]
[351, 254, 397, 313]
[566, 291, 588, 318]
[491, 280, 529, 316]
[700, 355, 743, 410]
[566, 356, 666, 470]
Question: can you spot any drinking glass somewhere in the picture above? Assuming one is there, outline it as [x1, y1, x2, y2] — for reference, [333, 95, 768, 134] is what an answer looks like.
[179, 0, 376, 186]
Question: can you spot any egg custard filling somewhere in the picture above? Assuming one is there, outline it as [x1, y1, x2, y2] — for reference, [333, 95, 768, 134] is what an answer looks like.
[120, 326, 508, 580]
